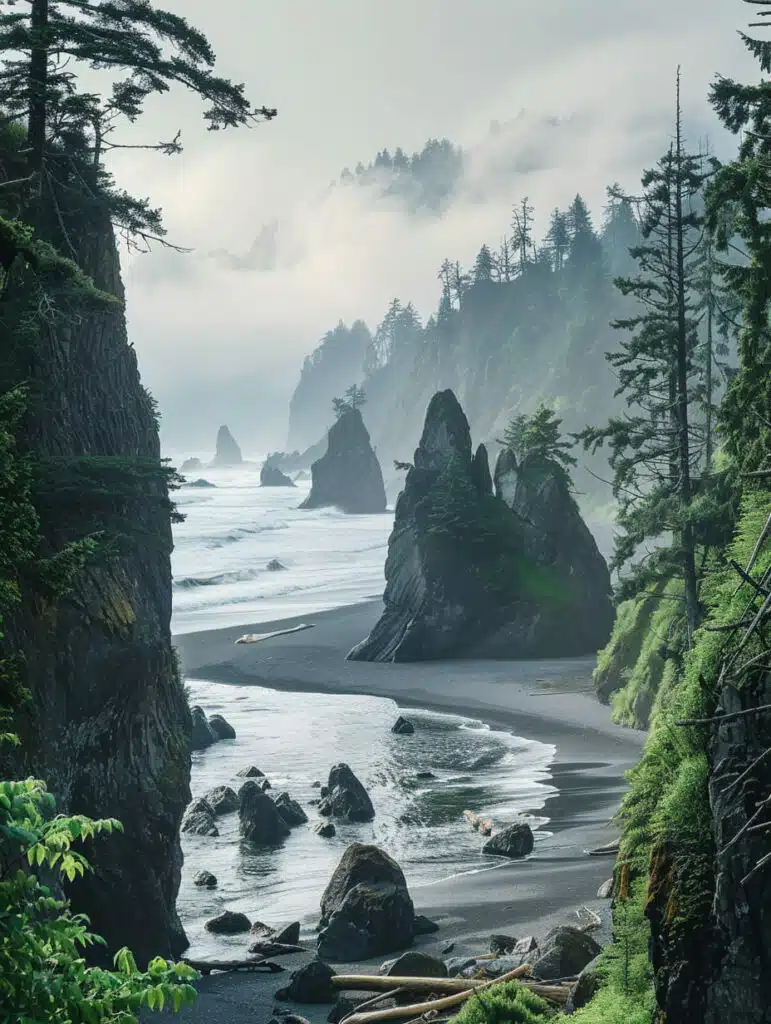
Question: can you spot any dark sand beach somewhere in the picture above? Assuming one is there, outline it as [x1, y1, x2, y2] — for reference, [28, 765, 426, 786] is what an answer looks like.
[166, 601, 646, 1023]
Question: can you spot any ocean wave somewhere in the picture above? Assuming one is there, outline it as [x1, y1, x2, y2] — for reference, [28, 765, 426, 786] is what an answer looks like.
[174, 567, 263, 589]
[203, 522, 290, 549]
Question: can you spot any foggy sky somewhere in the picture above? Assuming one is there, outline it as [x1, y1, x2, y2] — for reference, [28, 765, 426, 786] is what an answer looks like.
[106, 1, 757, 456]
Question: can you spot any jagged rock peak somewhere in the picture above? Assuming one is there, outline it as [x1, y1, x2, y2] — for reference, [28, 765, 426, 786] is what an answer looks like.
[212, 425, 242, 466]
[299, 407, 387, 515]
[260, 464, 296, 487]
[348, 391, 613, 663]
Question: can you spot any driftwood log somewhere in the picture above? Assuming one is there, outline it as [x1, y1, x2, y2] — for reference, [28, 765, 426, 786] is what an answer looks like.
[245, 941, 308, 956]
[463, 810, 493, 836]
[181, 957, 284, 975]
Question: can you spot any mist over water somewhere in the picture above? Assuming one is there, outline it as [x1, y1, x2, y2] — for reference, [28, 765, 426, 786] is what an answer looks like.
[179, 681, 556, 959]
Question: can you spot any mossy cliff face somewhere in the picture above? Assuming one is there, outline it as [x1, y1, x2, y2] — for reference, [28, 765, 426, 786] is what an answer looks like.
[348, 389, 613, 661]
[1, 199, 191, 964]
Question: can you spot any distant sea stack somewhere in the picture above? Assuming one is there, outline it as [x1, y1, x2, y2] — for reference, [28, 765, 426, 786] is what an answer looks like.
[260, 464, 296, 487]
[348, 390, 613, 662]
[211, 425, 243, 467]
[299, 407, 387, 514]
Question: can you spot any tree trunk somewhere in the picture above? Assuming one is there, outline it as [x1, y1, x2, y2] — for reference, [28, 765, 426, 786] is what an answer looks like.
[705, 252, 714, 472]
[27, 0, 49, 199]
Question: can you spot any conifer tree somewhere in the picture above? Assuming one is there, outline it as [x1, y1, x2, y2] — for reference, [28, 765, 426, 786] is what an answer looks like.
[473, 243, 496, 282]
[451, 260, 470, 306]
[706, 1, 771, 475]
[545, 208, 570, 272]
[510, 196, 535, 275]
[497, 236, 513, 282]
[579, 75, 709, 635]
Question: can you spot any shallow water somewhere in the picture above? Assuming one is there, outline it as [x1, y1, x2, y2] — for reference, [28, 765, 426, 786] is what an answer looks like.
[179, 680, 556, 959]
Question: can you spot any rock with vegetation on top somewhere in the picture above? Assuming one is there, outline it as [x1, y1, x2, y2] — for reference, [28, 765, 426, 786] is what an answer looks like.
[482, 822, 534, 859]
[317, 843, 415, 960]
[204, 910, 251, 935]
[187, 477, 216, 488]
[239, 780, 291, 845]
[211, 424, 243, 467]
[275, 792, 309, 827]
[526, 925, 601, 980]
[391, 715, 415, 735]
[181, 798, 218, 837]
[275, 960, 337, 1003]
[202, 785, 239, 816]
[193, 870, 217, 888]
[299, 407, 387, 514]
[180, 457, 202, 473]
[347, 389, 613, 662]
[261, 464, 297, 487]
[318, 764, 375, 822]
[208, 713, 236, 740]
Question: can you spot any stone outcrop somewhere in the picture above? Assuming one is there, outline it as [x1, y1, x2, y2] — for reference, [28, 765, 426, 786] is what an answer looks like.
[0, 191, 190, 965]
[239, 779, 291, 845]
[391, 716, 415, 735]
[204, 910, 251, 935]
[348, 390, 613, 662]
[260, 464, 296, 487]
[211, 425, 243, 466]
[318, 763, 375, 822]
[318, 843, 415, 961]
[299, 408, 387, 514]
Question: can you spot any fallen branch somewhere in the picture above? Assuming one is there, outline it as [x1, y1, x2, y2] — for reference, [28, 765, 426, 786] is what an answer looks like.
[729, 559, 771, 598]
[235, 623, 315, 644]
[339, 988, 407, 1024]
[180, 957, 283, 975]
[463, 810, 493, 836]
[333, 963, 531, 995]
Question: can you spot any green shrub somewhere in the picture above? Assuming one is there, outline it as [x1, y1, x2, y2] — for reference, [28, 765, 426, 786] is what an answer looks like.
[451, 981, 554, 1023]
[0, 769, 199, 1021]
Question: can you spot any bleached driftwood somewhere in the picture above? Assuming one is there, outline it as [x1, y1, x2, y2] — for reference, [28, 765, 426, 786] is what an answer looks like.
[463, 809, 493, 836]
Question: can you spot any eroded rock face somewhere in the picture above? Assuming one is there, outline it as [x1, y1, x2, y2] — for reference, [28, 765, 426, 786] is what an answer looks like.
[318, 764, 375, 822]
[212, 425, 242, 466]
[347, 389, 613, 662]
[299, 408, 387, 514]
[260, 464, 296, 487]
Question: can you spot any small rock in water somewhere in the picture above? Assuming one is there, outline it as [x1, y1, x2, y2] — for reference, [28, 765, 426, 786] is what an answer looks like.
[236, 764, 265, 778]
[250, 921, 276, 939]
[274, 792, 309, 827]
[391, 715, 415, 735]
[383, 951, 447, 978]
[318, 763, 375, 822]
[313, 822, 336, 838]
[204, 910, 251, 935]
[208, 713, 236, 740]
[275, 960, 337, 1003]
[413, 914, 440, 936]
[188, 478, 216, 488]
[193, 870, 217, 888]
[203, 785, 239, 816]
[239, 780, 291, 845]
[266, 558, 287, 571]
[181, 798, 218, 837]
[490, 933, 518, 955]
[319, 785, 329, 797]
[190, 706, 218, 751]
[274, 922, 301, 945]
[482, 822, 534, 859]
[441, 941, 455, 955]
[597, 877, 614, 898]
[308, 798, 320, 807]
[415, 771, 436, 781]
[311, 780, 322, 788]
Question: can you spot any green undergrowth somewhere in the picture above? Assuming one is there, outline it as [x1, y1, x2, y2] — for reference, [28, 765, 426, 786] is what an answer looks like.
[451, 981, 555, 1023]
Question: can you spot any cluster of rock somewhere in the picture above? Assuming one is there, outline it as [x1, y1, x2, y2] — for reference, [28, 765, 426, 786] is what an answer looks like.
[190, 706, 236, 752]
[300, 407, 387, 515]
[348, 389, 614, 662]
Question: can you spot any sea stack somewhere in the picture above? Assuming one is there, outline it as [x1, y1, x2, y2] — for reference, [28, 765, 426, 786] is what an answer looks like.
[299, 407, 387, 514]
[211, 425, 243, 466]
[347, 389, 613, 661]
[260, 464, 296, 487]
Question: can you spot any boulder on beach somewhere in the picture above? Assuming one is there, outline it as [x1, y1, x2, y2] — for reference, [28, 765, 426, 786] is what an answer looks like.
[317, 843, 415, 961]
[180, 457, 202, 473]
[299, 407, 387, 515]
[190, 706, 218, 751]
[413, 914, 440, 936]
[347, 389, 613, 662]
[192, 869, 218, 888]
[391, 716, 415, 735]
[208, 714, 236, 740]
[275, 921, 301, 945]
[275, 792, 309, 827]
[328, 993, 397, 1024]
[597, 877, 614, 899]
[261, 464, 297, 487]
[203, 785, 239, 816]
[181, 798, 218, 837]
[275, 960, 337, 1004]
[489, 934, 518, 955]
[318, 763, 375, 822]
[204, 910, 251, 935]
[566, 953, 605, 1012]
[526, 925, 601, 980]
[239, 780, 291, 845]
[250, 921, 275, 939]
[211, 424, 243, 467]
[482, 822, 534, 859]
[382, 951, 448, 978]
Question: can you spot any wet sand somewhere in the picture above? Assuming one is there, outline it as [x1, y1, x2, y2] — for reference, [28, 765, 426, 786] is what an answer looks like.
[163, 601, 645, 1023]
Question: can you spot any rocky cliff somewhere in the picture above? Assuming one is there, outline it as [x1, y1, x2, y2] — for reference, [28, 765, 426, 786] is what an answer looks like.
[1, 196, 190, 964]
[348, 390, 613, 661]
[299, 407, 387, 514]
[211, 424, 242, 466]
